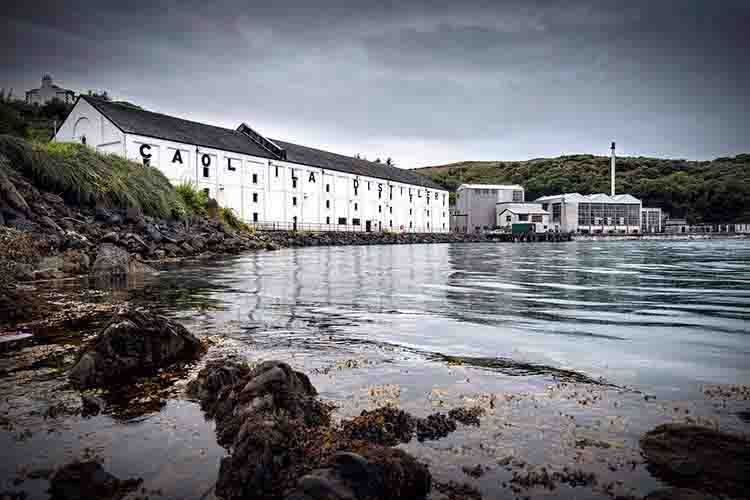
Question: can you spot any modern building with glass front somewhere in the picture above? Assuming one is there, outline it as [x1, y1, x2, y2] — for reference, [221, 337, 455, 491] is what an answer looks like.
[534, 193, 643, 234]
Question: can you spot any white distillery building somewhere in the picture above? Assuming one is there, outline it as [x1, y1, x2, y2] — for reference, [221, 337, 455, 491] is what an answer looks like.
[533, 193, 643, 234]
[641, 207, 662, 233]
[25, 75, 76, 106]
[453, 184, 524, 233]
[54, 96, 449, 233]
[496, 204, 550, 233]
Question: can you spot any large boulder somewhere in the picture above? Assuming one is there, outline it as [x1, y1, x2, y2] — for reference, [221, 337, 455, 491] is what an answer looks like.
[91, 243, 157, 277]
[69, 308, 203, 388]
[49, 461, 141, 500]
[641, 423, 750, 498]
[287, 449, 431, 500]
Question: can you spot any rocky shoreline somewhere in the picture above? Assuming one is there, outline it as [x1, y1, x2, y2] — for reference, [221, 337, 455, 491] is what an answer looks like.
[9, 307, 745, 500]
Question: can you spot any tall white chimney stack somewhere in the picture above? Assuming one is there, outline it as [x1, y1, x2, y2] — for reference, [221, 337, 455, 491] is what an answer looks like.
[610, 141, 616, 196]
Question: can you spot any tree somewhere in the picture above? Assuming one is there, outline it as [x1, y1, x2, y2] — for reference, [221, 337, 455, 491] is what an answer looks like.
[374, 157, 381, 163]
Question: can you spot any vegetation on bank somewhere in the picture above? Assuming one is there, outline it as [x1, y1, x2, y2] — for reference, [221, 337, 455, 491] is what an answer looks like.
[0, 135, 186, 219]
[416, 154, 750, 223]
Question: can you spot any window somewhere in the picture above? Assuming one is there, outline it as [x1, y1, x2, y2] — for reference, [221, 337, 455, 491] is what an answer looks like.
[293, 197, 297, 206]
[252, 173, 258, 184]
[252, 212, 258, 222]
[275, 166, 279, 177]
[338, 217, 346, 225]
[378, 205, 382, 213]
[506, 215, 512, 222]
[326, 200, 330, 209]
[203, 166, 210, 178]
[252, 193, 258, 203]
[552, 203, 561, 222]
[354, 203, 358, 211]
[518, 214, 529, 221]
[326, 216, 330, 224]
[532, 215, 543, 223]
[326, 184, 330, 193]
[513, 190, 523, 202]
[352, 218, 361, 226]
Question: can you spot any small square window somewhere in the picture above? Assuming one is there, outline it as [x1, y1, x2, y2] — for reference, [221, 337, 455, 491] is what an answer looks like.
[352, 218, 360, 226]
[338, 217, 346, 225]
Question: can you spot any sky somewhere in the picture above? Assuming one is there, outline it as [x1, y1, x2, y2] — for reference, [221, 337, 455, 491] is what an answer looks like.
[2, 0, 748, 168]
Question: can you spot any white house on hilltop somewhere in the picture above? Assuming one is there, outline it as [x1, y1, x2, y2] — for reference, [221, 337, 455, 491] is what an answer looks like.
[53, 96, 449, 233]
[25, 75, 75, 106]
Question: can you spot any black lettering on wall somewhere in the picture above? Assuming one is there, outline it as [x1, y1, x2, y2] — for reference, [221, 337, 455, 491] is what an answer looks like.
[140, 144, 152, 165]
[309, 172, 316, 183]
[353, 179, 359, 196]
[172, 149, 183, 164]
[201, 154, 211, 167]
[227, 158, 236, 171]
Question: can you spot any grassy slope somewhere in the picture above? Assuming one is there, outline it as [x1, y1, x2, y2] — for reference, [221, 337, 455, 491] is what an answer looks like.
[0, 135, 186, 219]
[415, 154, 750, 223]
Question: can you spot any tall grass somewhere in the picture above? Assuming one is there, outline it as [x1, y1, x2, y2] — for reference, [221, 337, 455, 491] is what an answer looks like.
[175, 182, 208, 217]
[0, 135, 186, 219]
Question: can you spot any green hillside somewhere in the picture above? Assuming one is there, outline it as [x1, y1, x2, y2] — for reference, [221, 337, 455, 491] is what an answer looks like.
[415, 154, 750, 224]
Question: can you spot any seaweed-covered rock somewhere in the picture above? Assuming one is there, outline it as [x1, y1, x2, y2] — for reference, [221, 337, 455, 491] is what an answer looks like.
[287, 449, 431, 500]
[69, 308, 202, 388]
[640, 423, 750, 498]
[644, 488, 718, 500]
[48, 461, 141, 500]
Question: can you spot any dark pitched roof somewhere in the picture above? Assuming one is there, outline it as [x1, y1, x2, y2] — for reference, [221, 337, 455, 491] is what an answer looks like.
[270, 139, 442, 190]
[82, 96, 276, 159]
[79, 96, 442, 190]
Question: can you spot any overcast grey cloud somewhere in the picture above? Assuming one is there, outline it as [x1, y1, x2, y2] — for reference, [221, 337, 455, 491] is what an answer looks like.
[2, 0, 748, 167]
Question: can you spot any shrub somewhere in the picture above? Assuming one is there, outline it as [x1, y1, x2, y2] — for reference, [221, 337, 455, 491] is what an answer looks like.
[219, 207, 249, 232]
[175, 182, 208, 217]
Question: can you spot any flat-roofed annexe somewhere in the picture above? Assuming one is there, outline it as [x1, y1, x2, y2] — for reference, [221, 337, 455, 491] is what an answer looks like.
[54, 96, 449, 232]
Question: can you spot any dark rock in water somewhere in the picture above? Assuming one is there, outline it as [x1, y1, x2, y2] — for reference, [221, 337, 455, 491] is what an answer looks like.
[287, 449, 431, 500]
[69, 308, 203, 389]
[48, 461, 141, 500]
[644, 488, 719, 500]
[416, 413, 456, 442]
[80, 394, 105, 417]
[448, 406, 485, 426]
[640, 423, 750, 498]
[186, 358, 251, 410]
[341, 406, 416, 446]
[91, 243, 157, 277]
